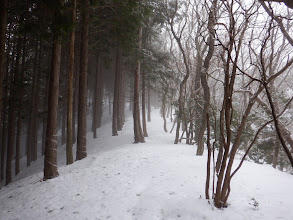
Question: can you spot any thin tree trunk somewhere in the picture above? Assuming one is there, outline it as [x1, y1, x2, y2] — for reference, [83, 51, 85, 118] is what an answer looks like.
[147, 78, 151, 122]
[61, 95, 66, 145]
[162, 86, 168, 133]
[273, 136, 280, 168]
[205, 113, 211, 199]
[15, 35, 26, 175]
[97, 61, 103, 128]
[76, 0, 89, 160]
[66, 0, 76, 165]
[118, 51, 124, 131]
[72, 64, 78, 144]
[0, 0, 8, 132]
[6, 38, 21, 185]
[142, 69, 148, 137]
[27, 40, 38, 166]
[133, 27, 144, 143]
[43, 0, 64, 180]
[112, 46, 120, 136]
[41, 68, 50, 156]
[32, 41, 42, 161]
[92, 55, 99, 138]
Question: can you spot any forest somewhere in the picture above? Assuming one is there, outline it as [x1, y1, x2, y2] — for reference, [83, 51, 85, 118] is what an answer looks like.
[1, 0, 293, 218]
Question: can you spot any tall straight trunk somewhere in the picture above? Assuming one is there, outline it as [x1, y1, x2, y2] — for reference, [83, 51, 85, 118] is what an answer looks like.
[41, 67, 50, 156]
[117, 53, 124, 131]
[0, 0, 8, 134]
[61, 95, 66, 145]
[76, 0, 89, 160]
[162, 87, 168, 133]
[6, 36, 22, 185]
[142, 69, 148, 137]
[121, 70, 125, 125]
[0, 5, 9, 182]
[1, 40, 10, 182]
[6, 106, 16, 185]
[15, 35, 26, 175]
[133, 27, 144, 143]
[66, 0, 76, 165]
[112, 46, 120, 136]
[72, 64, 78, 144]
[44, 0, 64, 180]
[32, 41, 42, 161]
[27, 40, 38, 165]
[92, 55, 99, 138]
[97, 62, 103, 128]
[1, 98, 7, 182]
[147, 78, 151, 122]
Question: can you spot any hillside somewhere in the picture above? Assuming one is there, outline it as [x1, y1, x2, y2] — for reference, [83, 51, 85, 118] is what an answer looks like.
[1, 111, 293, 220]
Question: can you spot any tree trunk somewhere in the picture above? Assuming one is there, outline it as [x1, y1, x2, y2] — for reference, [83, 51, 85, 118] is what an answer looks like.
[273, 136, 280, 168]
[196, 0, 216, 155]
[118, 52, 124, 131]
[97, 61, 103, 128]
[0, 0, 8, 132]
[43, 0, 64, 180]
[112, 46, 120, 136]
[205, 113, 211, 199]
[66, 0, 76, 165]
[61, 95, 66, 146]
[133, 27, 145, 143]
[0, 28, 10, 183]
[32, 41, 42, 161]
[41, 67, 50, 156]
[27, 40, 38, 166]
[142, 69, 148, 137]
[92, 55, 99, 138]
[147, 78, 151, 122]
[72, 63, 78, 144]
[162, 86, 168, 133]
[15, 35, 26, 176]
[76, 0, 89, 160]
[6, 35, 22, 185]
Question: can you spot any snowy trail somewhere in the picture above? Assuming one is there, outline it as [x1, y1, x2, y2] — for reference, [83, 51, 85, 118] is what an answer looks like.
[1, 110, 293, 220]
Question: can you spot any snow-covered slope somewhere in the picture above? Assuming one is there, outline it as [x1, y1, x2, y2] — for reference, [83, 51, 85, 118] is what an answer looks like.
[1, 110, 293, 220]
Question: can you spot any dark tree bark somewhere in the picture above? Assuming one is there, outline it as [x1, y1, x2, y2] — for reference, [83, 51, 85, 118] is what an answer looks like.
[66, 0, 76, 165]
[0, 0, 8, 132]
[97, 60, 103, 128]
[27, 40, 38, 166]
[41, 66, 50, 156]
[15, 35, 26, 176]
[142, 69, 148, 137]
[6, 36, 22, 185]
[32, 41, 42, 161]
[0, 27, 10, 183]
[205, 113, 211, 199]
[92, 55, 99, 138]
[44, 0, 64, 180]
[147, 78, 151, 122]
[112, 46, 121, 136]
[61, 94, 66, 146]
[161, 84, 169, 133]
[76, 0, 89, 160]
[72, 63, 78, 144]
[133, 27, 145, 143]
[118, 53, 124, 131]
[273, 136, 280, 168]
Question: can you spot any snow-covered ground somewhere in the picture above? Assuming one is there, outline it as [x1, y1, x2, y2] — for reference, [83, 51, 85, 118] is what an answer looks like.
[1, 110, 293, 220]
